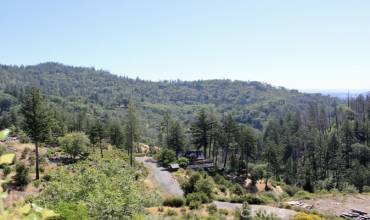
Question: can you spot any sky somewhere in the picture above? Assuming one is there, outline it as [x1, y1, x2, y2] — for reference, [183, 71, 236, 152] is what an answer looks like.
[1, 0, 370, 90]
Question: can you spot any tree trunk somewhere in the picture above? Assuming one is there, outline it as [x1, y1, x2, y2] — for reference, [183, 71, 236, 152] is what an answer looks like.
[223, 146, 228, 169]
[130, 142, 133, 167]
[35, 141, 40, 180]
[99, 139, 103, 158]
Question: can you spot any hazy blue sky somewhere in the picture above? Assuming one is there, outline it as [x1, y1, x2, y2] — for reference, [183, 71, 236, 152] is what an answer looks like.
[1, 0, 370, 90]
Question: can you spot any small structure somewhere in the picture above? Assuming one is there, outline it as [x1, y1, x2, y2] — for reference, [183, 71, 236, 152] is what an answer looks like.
[341, 209, 370, 220]
[182, 150, 204, 161]
[285, 201, 313, 210]
[168, 163, 180, 171]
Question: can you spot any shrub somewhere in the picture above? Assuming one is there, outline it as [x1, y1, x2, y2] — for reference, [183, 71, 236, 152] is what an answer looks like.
[186, 192, 210, 205]
[282, 184, 300, 197]
[341, 183, 358, 194]
[195, 176, 214, 198]
[33, 180, 41, 188]
[293, 212, 324, 220]
[231, 184, 246, 195]
[53, 202, 90, 220]
[155, 148, 176, 166]
[58, 132, 90, 159]
[207, 204, 218, 215]
[230, 194, 266, 204]
[294, 190, 312, 200]
[165, 209, 177, 216]
[42, 174, 51, 182]
[189, 200, 201, 210]
[177, 157, 189, 168]
[219, 185, 227, 193]
[14, 163, 30, 187]
[3, 165, 11, 176]
[21, 147, 31, 159]
[163, 197, 185, 207]
[182, 172, 202, 194]
[363, 186, 370, 193]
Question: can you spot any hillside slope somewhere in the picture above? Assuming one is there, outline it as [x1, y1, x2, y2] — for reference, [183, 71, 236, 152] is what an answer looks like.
[0, 62, 337, 138]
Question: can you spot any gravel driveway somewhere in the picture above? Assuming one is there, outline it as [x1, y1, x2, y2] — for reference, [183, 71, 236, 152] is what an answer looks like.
[136, 157, 295, 219]
[136, 156, 184, 197]
[214, 201, 296, 220]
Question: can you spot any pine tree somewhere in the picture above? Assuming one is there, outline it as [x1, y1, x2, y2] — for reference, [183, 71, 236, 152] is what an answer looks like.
[125, 101, 139, 166]
[21, 88, 52, 179]
[191, 109, 210, 158]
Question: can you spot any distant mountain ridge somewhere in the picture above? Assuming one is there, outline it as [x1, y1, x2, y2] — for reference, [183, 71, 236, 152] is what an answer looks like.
[303, 89, 370, 99]
[0, 62, 339, 138]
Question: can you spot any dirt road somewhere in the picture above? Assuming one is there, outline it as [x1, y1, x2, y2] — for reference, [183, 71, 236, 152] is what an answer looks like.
[301, 194, 370, 216]
[137, 156, 296, 219]
[135, 156, 184, 197]
[214, 201, 296, 220]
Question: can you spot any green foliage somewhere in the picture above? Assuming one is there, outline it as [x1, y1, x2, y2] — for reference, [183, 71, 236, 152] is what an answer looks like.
[230, 194, 266, 204]
[155, 148, 177, 166]
[207, 204, 218, 215]
[177, 157, 189, 167]
[0, 129, 10, 141]
[188, 200, 201, 210]
[51, 202, 90, 220]
[293, 212, 324, 220]
[164, 209, 178, 216]
[162, 197, 185, 207]
[14, 163, 30, 187]
[34, 150, 158, 220]
[186, 192, 210, 205]
[3, 165, 11, 176]
[194, 176, 214, 198]
[58, 132, 90, 159]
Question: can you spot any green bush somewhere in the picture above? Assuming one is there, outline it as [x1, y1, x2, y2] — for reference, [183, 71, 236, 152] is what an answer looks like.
[14, 163, 30, 187]
[219, 185, 227, 193]
[182, 171, 202, 194]
[207, 204, 218, 215]
[341, 183, 358, 194]
[3, 165, 11, 176]
[186, 192, 210, 205]
[165, 209, 178, 216]
[51, 202, 90, 220]
[189, 200, 201, 210]
[363, 185, 370, 193]
[177, 157, 189, 168]
[58, 132, 90, 159]
[230, 194, 266, 204]
[155, 148, 176, 166]
[163, 197, 185, 207]
[282, 184, 300, 197]
[231, 184, 246, 195]
[42, 174, 52, 182]
[34, 150, 157, 220]
[195, 176, 214, 198]
[294, 190, 312, 200]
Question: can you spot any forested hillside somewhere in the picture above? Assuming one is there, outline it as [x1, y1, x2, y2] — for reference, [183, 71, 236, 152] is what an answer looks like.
[0, 62, 336, 139]
[2, 62, 370, 219]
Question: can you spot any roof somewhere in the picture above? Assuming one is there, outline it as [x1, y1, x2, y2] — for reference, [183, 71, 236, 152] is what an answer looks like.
[169, 163, 180, 169]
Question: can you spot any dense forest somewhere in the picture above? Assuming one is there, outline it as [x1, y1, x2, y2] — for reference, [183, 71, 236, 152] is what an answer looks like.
[0, 63, 335, 138]
[1, 62, 370, 219]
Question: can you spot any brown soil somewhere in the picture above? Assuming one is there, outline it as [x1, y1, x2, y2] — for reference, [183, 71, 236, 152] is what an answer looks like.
[302, 194, 370, 215]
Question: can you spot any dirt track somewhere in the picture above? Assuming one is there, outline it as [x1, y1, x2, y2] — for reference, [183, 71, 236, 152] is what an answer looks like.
[135, 156, 184, 197]
[302, 194, 370, 215]
[137, 156, 296, 219]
